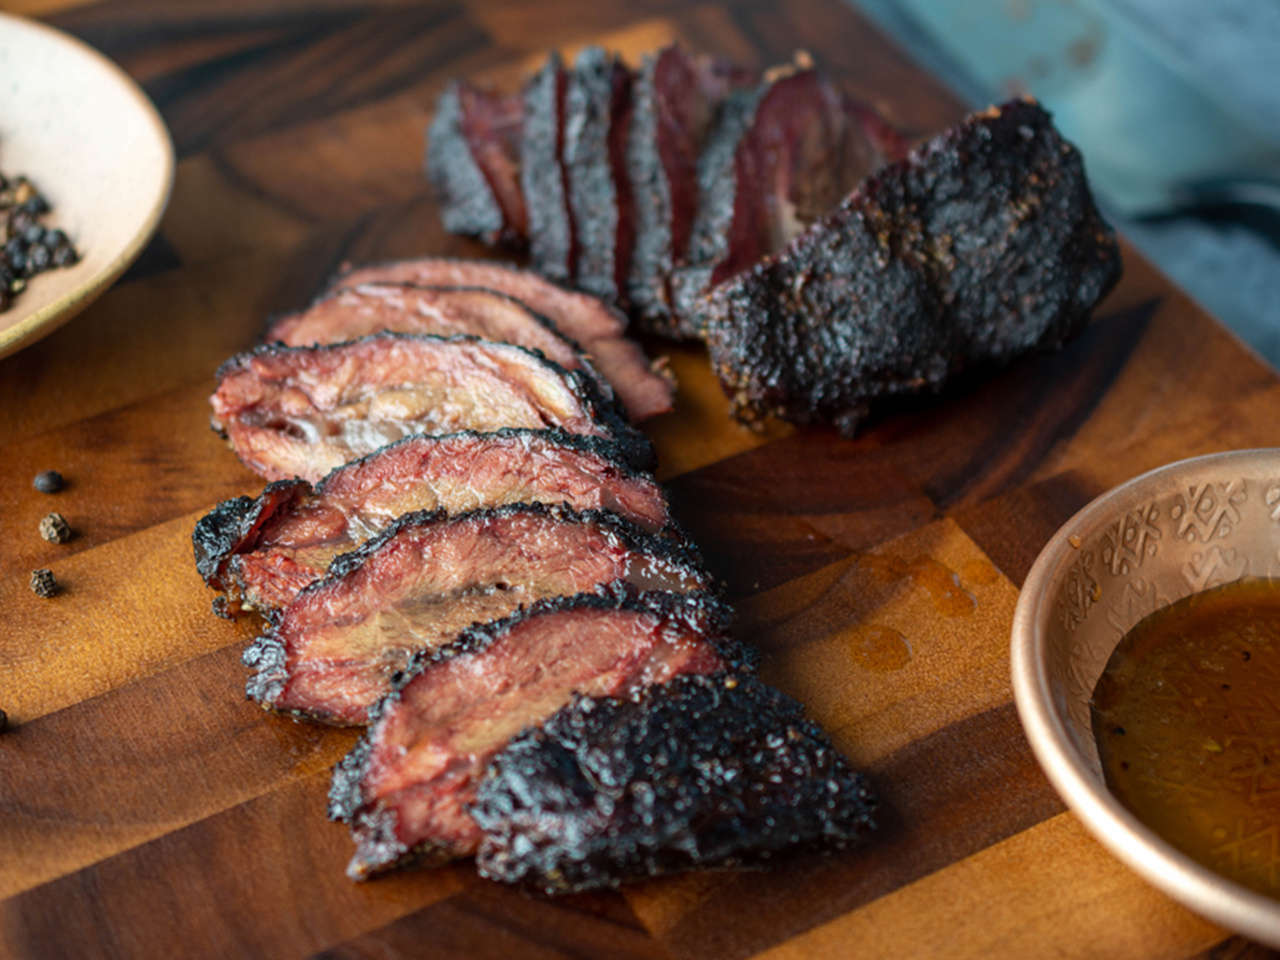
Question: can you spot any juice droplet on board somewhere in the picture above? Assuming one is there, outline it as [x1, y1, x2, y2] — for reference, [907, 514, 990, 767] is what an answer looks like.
[847, 624, 912, 672]
[858, 554, 978, 616]
[961, 557, 1000, 587]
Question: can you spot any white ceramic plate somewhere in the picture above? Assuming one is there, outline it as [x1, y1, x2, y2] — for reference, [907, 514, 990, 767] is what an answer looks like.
[0, 13, 174, 360]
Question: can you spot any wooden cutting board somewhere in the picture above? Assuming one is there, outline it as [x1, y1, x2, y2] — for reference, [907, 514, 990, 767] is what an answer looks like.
[2, 1, 1278, 958]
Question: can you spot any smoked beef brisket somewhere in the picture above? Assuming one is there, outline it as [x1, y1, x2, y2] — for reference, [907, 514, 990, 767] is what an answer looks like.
[473, 672, 877, 893]
[241, 504, 712, 725]
[626, 45, 755, 336]
[669, 61, 907, 334]
[520, 52, 575, 282]
[694, 99, 1123, 434]
[328, 589, 740, 879]
[564, 47, 634, 304]
[324, 258, 674, 421]
[193, 428, 671, 616]
[426, 80, 526, 246]
[210, 332, 654, 482]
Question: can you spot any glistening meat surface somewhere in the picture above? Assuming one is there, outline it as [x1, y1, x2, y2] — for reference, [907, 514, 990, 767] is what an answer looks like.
[193, 427, 671, 616]
[328, 589, 739, 879]
[325, 258, 674, 420]
[241, 503, 712, 726]
[474, 672, 877, 894]
[209, 332, 655, 482]
[695, 99, 1124, 434]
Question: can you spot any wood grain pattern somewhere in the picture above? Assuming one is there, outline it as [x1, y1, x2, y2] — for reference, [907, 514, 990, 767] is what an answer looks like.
[1, 0, 1275, 957]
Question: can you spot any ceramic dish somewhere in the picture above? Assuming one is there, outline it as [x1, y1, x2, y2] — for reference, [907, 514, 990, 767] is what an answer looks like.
[1011, 448, 1280, 946]
[0, 12, 173, 360]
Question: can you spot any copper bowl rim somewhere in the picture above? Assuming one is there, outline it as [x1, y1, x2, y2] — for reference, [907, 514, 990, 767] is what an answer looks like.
[1011, 448, 1280, 945]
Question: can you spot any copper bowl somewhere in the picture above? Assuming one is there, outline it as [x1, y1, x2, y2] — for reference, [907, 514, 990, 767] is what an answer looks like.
[1011, 449, 1280, 945]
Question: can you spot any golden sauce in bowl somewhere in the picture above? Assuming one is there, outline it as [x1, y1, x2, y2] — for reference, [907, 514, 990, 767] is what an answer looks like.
[1093, 579, 1280, 899]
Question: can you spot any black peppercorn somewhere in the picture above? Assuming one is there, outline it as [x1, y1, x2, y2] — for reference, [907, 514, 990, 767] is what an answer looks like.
[32, 469, 63, 493]
[39, 512, 71, 544]
[30, 568, 57, 598]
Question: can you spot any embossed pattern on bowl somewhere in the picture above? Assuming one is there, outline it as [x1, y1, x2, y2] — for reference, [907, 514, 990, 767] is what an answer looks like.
[1011, 449, 1280, 946]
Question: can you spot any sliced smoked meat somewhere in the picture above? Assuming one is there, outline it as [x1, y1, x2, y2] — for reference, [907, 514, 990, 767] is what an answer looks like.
[193, 427, 671, 617]
[209, 332, 655, 483]
[626, 46, 755, 336]
[473, 672, 877, 894]
[694, 99, 1123, 435]
[324, 259, 674, 421]
[563, 47, 633, 305]
[241, 504, 713, 726]
[669, 62, 906, 335]
[520, 52, 575, 282]
[264, 282, 599, 386]
[426, 80, 527, 246]
[328, 588, 739, 879]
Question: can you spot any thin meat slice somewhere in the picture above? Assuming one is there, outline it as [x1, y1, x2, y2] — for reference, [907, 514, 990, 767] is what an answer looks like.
[520, 52, 575, 282]
[694, 99, 1124, 435]
[193, 427, 671, 617]
[563, 47, 633, 304]
[264, 283, 618, 410]
[473, 673, 877, 894]
[241, 504, 713, 726]
[327, 589, 741, 879]
[325, 259, 674, 421]
[209, 333, 655, 483]
[627, 46, 756, 336]
[670, 60, 906, 335]
[426, 80, 527, 246]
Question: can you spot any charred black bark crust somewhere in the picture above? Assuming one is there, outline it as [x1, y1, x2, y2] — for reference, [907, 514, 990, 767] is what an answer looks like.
[192, 479, 307, 590]
[327, 586, 750, 877]
[564, 47, 632, 303]
[625, 50, 676, 332]
[472, 672, 877, 894]
[521, 52, 575, 282]
[695, 98, 1123, 436]
[426, 81, 508, 246]
[325, 587, 741, 818]
[665, 82, 767, 337]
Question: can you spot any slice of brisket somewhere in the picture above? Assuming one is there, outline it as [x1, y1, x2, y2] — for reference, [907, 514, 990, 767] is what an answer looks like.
[328, 589, 740, 879]
[193, 427, 671, 617]
[325, 259, 674, 421]
[694, 98, 1124, 435]
[242, 504, 712, 726]
[473, 672, 876, 894]
[563, 47, 634, 305]
[520, 52, 575, 282]
[209, 332, 654, 483]
[263, 283, 604, 398]
[669, 61, 906, 335]
[626, 45, 755, 336]
[426, 80, 527, 246]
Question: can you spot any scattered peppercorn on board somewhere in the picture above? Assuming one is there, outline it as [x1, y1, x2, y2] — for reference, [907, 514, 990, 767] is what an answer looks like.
[1, 1, 1277, 958]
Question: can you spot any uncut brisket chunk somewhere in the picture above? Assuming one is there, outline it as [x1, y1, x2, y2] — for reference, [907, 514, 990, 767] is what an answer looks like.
[426, 80, 527, 246]
[242, 503, 712, 726]
[210, 332, 655, 483]
[192, 428, 671, 616]
[473, 673, 876, 894]
[626, 45, 755, 336]
[521, 52, 575, 282]
[668, 61, 907, 336]
[328, 589, 741, 879]
[263, 283, 603, 397]
[563, 47, 633, 304]
[325, 259, 674, 421]
[694, 99, 1123, 435]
